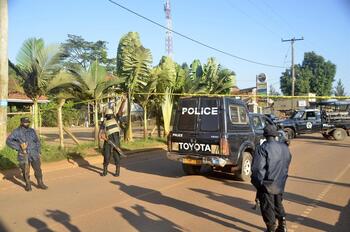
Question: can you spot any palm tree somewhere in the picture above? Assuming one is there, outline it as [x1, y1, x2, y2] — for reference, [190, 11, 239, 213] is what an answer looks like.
[10, 38, 62, 130]
[70, 61, 124, 145]
[117, 32, 152, 141]
[46, 71, 81, 149]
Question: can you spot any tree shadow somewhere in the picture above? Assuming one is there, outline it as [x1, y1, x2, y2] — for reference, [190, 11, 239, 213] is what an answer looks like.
[0, 219, 10, 232]
[190, 188, 338, 232]
[27, 218, 54, 232]
[114, 204, 184, 232]
[111, 181, 264, 231]
[45, 209, 80, 232]
[122, 149, 185, 178]
[66, 152, 103, 175]
[304, 140, 350, 149]
[334, 199, 350, 231]
[289, 175, 350, 188]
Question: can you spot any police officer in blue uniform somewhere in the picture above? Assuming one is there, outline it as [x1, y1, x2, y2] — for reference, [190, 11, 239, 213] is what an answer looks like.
[6, 117, 48, 191]
[251, 125, 291, 232]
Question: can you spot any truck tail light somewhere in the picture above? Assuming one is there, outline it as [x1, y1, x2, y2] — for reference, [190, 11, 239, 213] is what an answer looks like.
[220, 138, 230, 156]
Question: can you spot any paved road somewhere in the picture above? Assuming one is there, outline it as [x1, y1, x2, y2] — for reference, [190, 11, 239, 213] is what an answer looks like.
[0, 134, 349, 232]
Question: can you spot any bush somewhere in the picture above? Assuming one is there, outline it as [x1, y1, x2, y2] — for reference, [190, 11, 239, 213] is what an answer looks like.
[40, 101, 83, 127]
[0, 146, 18, 170]
[7, 114, 32, 132]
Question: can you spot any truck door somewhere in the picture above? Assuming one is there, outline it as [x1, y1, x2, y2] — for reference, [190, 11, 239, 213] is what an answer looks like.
[251, 115, 265, 145]
[226, 100, 254, 164]
[296, 111, 320, 134]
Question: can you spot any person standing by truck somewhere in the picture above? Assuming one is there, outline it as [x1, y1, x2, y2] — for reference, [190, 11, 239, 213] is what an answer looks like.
[251, 125, 291, 232]
[6, 117, 48, 192]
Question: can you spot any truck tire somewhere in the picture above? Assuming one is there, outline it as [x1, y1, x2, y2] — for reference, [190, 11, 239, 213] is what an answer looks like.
[284, 128, 295, 139]
[182, 164, 201, 175]
[235, 152, 252, 182]
[332, 128, 346, 141]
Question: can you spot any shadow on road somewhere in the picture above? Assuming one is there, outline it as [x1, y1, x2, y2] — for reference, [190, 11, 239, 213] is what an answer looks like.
[66, 152, 103, 175]
[45, 209, 80, 232]
[334, 199, 350, 231]
[289, 175, 350, 188]
[304, 140, 350, 149]
[190, 188, 340, 232]
[115, 204, 184, 232]
[27, 209, 80, 232]
[27, 218, 54, 232]
[111, 181, 264, 231]
[122, 150, 185, 178]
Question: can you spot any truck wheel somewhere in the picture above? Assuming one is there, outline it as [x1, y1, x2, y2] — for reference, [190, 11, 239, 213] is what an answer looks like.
[235, 152, 252, 182]
[332, 128, 346, 141]
[182, 164, 201, 175]
[284, 128, 295, 139]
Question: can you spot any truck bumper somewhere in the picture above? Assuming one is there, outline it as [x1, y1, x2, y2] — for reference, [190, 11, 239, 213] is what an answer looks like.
[166, 152, 232, 167]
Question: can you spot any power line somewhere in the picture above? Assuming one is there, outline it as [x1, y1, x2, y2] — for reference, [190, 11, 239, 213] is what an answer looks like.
[106, 0, 287, 69]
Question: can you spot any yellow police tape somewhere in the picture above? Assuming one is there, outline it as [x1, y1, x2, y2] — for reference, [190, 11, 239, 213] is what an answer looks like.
[26, 92, 350, 113]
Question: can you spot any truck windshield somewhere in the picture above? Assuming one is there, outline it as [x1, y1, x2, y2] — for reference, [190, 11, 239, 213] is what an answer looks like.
[291, 111, 304, 119]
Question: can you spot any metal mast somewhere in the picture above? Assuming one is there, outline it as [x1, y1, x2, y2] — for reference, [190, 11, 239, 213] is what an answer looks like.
[164, 0, 173, 57]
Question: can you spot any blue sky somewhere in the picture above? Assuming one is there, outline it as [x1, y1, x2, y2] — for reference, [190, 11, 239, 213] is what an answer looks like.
[8, 0, 350, 94]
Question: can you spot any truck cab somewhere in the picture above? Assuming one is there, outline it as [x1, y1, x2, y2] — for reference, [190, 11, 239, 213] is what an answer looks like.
[167, 96, 257, 181]
[277, 109, 322, 139]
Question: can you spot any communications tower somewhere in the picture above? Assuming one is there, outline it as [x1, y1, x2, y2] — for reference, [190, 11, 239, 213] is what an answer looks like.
[164, 0, 173, 57]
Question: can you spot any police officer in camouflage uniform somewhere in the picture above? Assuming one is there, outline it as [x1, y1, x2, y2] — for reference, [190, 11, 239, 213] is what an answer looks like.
[99, 96, 126, 177]
[6, 117, 48, 191]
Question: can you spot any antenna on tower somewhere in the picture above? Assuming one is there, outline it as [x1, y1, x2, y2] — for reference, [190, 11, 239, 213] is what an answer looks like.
[164, 0, 173, 57]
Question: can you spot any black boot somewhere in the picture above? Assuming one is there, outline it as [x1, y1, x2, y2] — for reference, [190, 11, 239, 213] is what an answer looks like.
[276, 218, 287, 232]
[37, 177, 48, 190]
[101, 165, 108, 176]
[114, 165, 120, 177]
[24, 178, 32, 191]
[265, 224, 276, 232]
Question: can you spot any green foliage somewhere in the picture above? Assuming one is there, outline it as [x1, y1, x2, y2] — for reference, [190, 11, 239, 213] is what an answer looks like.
[333, 79, 346, 96]
[280, 52, 336, 96]
[0, 146, 18, 170]
[7, 114, 32, 133]
[120, 137, 166, 150]
[61, 34, 116, 72]
[40, 101, 81, 127]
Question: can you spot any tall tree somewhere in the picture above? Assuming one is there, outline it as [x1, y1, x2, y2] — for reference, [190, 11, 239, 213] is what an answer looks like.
[0, 0, 8, 149]
[117, 32, 152, 142]
[70, 61, 124, 145]
[333, 79, 346, 96]
[11, 38, 62, 130]
[280, 52, 336, 96]
[61, 34, 115, 72]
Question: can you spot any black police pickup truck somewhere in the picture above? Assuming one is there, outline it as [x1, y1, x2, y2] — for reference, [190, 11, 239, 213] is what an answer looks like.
[167, 96, 257, 181]
[277, 100, 350, 141]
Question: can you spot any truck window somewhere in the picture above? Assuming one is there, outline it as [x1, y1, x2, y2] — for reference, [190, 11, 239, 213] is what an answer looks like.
[306, 111, 316, 120]
[199, 99, 220, 132]
[229, 105, 248, 124]
[252, 116, 264, 130]
[177, 99, 197, 131]
[291, 111, 304, 119]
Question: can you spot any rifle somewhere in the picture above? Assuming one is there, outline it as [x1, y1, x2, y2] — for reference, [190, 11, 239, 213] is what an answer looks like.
[103, 138, 127, 158]
[20, 143, 30, 178]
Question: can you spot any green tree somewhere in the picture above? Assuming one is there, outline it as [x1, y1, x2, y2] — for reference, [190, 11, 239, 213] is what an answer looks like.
[61, 34, 115, 72]
[70, 61, 124, 145]
[333, 79, 346, 96]
[280, 52, 336, 96]
[11, 38, 62, 130]
[117, 32, 152, 142]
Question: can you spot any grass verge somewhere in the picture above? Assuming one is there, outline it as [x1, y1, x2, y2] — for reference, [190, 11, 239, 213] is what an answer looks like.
[0, 138, 166, 170]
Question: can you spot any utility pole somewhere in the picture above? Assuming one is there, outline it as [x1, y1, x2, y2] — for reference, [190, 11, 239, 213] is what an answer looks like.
[282, 37, 304, 110]
[164, 0, 173, 57]
[0, 0, 8, 149]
